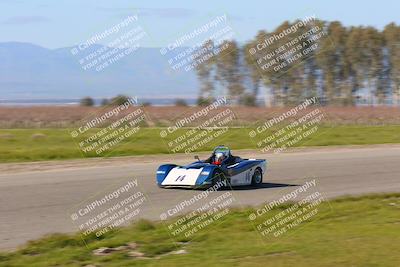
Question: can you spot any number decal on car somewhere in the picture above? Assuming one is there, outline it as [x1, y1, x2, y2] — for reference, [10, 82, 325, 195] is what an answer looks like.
[246, 171, 251, 182]
[175, 175, 186, 182]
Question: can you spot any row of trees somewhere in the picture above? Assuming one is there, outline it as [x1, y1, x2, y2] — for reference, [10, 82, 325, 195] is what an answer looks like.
[194, 20, 400, 106]
[80, 95, 133, 107]
[80, 95, 189, 107]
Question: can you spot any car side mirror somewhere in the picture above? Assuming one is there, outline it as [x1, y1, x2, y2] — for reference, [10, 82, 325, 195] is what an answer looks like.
[194, 155, 200, 161]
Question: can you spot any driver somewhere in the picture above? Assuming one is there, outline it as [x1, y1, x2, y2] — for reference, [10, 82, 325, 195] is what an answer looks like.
[205, 146, 236, 166]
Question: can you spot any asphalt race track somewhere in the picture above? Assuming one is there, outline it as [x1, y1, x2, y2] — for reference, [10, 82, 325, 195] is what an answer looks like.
[1, 145, 399, 250]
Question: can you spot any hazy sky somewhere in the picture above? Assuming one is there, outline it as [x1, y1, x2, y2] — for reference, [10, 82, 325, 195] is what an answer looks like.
[1, 0, 399, 48]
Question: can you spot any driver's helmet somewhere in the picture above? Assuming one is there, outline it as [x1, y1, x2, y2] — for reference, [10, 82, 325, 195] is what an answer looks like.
[212, 146, 230, 165]
[214, 152, 225, 164]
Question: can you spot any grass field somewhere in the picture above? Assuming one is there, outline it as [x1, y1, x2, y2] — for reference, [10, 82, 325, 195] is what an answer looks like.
[0, 125, 399, 163]
[1, 194, 399, 267]
[2, 106, 400, 128]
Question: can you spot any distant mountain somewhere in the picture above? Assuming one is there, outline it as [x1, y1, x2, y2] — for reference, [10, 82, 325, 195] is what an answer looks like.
[0, 42, 199, 99]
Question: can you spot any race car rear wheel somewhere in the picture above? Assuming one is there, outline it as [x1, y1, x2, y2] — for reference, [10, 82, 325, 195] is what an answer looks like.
[251, 168, 263, 186]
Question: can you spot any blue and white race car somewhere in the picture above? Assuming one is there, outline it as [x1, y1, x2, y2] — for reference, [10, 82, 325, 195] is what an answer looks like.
[156, 146, 267, 189]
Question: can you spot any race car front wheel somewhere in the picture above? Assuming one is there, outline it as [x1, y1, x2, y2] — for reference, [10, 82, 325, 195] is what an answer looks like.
[251, 168, 263, 186]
